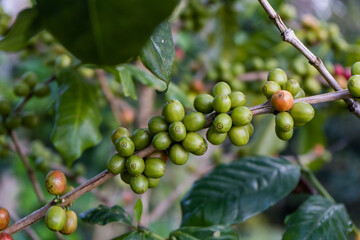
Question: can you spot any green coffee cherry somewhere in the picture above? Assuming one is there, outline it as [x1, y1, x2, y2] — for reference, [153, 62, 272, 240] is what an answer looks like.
[275, 127, 293, 141]
[152, 132, 172, 150]
[5, 115, 21, 129]
[212, 82, 231, 96]
[162, 99, 185, 123]
[229, 91, 246, 109]
[148, 116, 169, 134]
[347, 75, 360, 97]
[283, 79, 300, 96]
[14, 82, 30, 97]
[245, 123, 254, 137]
[148, 178, 160, 188]
[126, 155, 145, 176]
[182, 132, 205, 154]
[303, 77, 321, 95]
[289, 102, 315, 124]
[193, 140, 208, 156]
[34, 85, 51, 98]
[351, 62, 360, 75]
[228, 126, 249, 146]
[169, 121, 187, 142]
[293, 88, 305, 99]
[231, 106, 252, 126]
[55, 54, 72, 71]
[115, 136, 135, 157]
[0, 100, 11, 116]
[206, 126, 227, 145]
[169, 144, 189, 165]
[275, 112, 294, 132]
[267, 68, 287, 86]
[22, 72, 38, 89]
[107, 154, 126, 174]
[144, 158, 166, 178]
[194, 94, 214, 114]
[111, 127, 130, 144]
[131, 128, 151, 151]
[45, 206, 66, 232]
[21, 113, 38, 128]
[213, 113, 232, 133]
[183, 111, 206, 132]
[130, 174, 148, 194]
[262, 81, 281, 99]
[212, 94, 231, 113]
[120, 171, 132, 184]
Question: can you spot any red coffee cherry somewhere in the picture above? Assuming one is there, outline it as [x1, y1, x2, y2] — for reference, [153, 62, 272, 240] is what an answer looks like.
[0, 233, 13, 240]
[0, 208, 10, 230]
[45, 170, 67, 195]
[271, 90, 294, 112]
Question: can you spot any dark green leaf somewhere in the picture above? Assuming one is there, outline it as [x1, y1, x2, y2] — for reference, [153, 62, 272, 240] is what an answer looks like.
[140, 21, 175, 87]
[0, 8, 43, 51]
[51, 70, 102, 166]
[108, 66, 137, 100]
[181, 156, 300, 227]
[80, 205, 133, 226]
[166, 83, 192, 109]
[37, 0, 178, 65]
[170, 225, 238, 240]
[283, 196, 352, 240]
[112, 230, 164, 240]
[125, 65, 167, 91]
[134, 198, 143, 224]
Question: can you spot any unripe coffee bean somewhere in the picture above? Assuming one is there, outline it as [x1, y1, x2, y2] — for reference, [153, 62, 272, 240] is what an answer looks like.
[212, 94, 231, 113]
[347, 75, 360, 97]
[162, 99, 185, 122]
[229, 91, 246, 109]
[267, 68, 287, 86]
[115, 136, 135, 157]
[111, 127, 130, 144]
[169, 144, 189, 165]
[289, 102, 315, 124]
[213, 113, 232, 133]
[206, 126, 227, 145]
[148, 116, 169, 134]
[194, 94, 214, 113]
[228, 126, 249, 146]
[275, 112, 294, 132]
[212, 82, 231, 96]
[231, 106, 252, 126]
[126, 155, 145, 176]
[262, 81, 281, 99]
[183, 111, 206, 132]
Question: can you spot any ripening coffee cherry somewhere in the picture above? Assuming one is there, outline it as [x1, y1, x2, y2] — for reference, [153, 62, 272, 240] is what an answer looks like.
[183, 111, 206, 132]
[347, 75, 360, 97]
[228, 126, 249, 146]
[169, 144, 189, 165]
[131, 128, 151, 151]
[275, 112, 294, 132]
[0, 208, 10, 230]
[111, 127, 130, 144]
[45, 170, 67, 195]
[169, 122, 187, 142]
[21, 113, 38, 128]
[194, 94, 214, 113]
[144, 158, 166, 178]
[213, 113, 232, 133]
[229, 91, 246, 109]
[45, 206, 66, 231]
[115, 136, 135, 157]
[126, 155, 145, 176]
[107, 154, 126, 174]
[22, 72, 38, 89]
[289, 102, 315, 124]
[182, 132, 206, 154]
[147, 178, 160, 188]
[271, 90, 293, 112]
[275, 127, 293, 141]
[293, 88, 305, 99]
[283, 79, 300, 96]
[212, 82, 231, 96]
[33, 85, 51, 98]
[0, 100, 11, 116]
[206, 126, 227, 145]
[212, 94, 231, 113]
[231, 106, 253, 126]
[162, 99, 185, 123]
[59, 210, 77, 235]
[148, 116, 169, 134]
[262, 81, 281, 99]
[0, 233, 13, 240]
[351, 62, 360, 75]
[267, 68, 287, 86]
[130, 174, 148, 194]
[152, 132, 172, 151]
[5, 115, 21, 129]
[120, 171, 132, 184]
[14, 82, 30, 97]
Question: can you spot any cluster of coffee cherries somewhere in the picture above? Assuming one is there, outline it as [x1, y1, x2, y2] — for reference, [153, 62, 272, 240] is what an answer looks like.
[263, 68, 315, 141]
[0, 207, 12, 240]
[347, 62, 360, 98]
[44, 170, 77, 235]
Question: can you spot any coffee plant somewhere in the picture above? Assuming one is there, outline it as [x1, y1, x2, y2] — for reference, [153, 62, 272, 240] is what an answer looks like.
[0, 0, 360, 239]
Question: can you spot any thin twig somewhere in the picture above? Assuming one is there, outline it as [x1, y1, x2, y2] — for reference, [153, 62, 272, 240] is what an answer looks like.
[257, 0, 360, 118]
[9, 211, 40, 240]
[2, 89, 354, 235]
[9, 131, 45, 204]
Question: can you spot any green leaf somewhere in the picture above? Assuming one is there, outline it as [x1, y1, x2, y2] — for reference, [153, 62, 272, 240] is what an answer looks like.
[181, 156, 300, 227]
[51, 70, 102, 166]
[0, 8, 43, 51]
[36, 0, 178, 65]
[112, 230, 164, 240]
[134, 198, 143, 224]
[170, 226, 239, 240]
[140, 21, 175, 87]
[282, 196, 352, 240]
[79, 205, 133, 226]
[125, 65, 167, 91]
[166, 83, 192, 109]
[108, 66, 137, 100]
